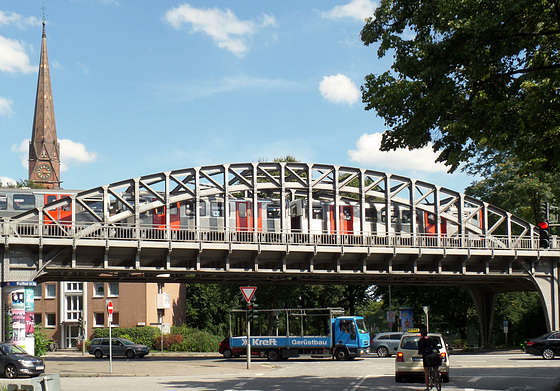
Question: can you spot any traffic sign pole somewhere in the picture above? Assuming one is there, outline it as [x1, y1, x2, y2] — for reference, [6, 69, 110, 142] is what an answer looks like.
[107, 300, 114, 374]
[240, 287, 257, 370]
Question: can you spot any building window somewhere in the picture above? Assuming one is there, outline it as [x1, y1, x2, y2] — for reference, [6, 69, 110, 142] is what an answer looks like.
[93, 283, 104, 297]
[33, 284, 42, 299]
[34, 313, 43, 326]
[94, 312, 105, 327]
[111, 312, 119, 327]
[45, 283, 56, 298]
[65, 296, 83, 321]
[108, 283, 119, 297]
[46, 313, 56, 328]
[65, 282, 83, 292]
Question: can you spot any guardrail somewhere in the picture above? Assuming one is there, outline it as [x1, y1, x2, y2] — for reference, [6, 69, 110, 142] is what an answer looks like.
[1, 221, 548, 251]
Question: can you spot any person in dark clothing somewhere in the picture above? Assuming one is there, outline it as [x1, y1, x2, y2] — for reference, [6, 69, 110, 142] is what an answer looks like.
[417, 328, 438, 390]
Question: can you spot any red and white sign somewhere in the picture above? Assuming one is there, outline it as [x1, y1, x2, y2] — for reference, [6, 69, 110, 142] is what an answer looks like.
[240, 286, 257, 303]
[107, 300, 114, 315]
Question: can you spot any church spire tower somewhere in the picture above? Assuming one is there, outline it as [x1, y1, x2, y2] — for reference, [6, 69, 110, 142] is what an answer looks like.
[28, 19, 61, 189]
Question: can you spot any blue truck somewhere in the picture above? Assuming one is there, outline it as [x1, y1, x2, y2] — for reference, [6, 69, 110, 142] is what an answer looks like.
[229, 308, 370, 361]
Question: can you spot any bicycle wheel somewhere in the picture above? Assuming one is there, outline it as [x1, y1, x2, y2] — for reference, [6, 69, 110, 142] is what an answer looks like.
[428, 367, 435, 389]
[434, 369, 442, 391]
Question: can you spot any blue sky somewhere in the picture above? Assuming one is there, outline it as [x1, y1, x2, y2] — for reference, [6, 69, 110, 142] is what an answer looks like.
[0, 0, 478, 192]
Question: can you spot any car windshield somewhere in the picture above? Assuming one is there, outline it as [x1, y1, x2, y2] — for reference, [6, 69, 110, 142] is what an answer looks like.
[3, 344, 27, 355]
[356, 319, 368, 334]
[119, 338, 135, 345]
[401, 335, 443, 350]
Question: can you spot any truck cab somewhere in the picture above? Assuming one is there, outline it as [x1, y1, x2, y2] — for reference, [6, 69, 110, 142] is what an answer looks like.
[332, 316, 370, 360]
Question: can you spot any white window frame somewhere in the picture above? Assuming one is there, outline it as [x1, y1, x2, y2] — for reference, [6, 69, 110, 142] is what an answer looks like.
[45, 283, 56, 298]
[108, 283, 119, 297]
[45, 313, 56, 328]
[93, 312, 105, 328]
[93, 283, 105, 297]
[65, 282, 83, 293]
[65, 295, 83, 321]
[33, 284, 42, 299]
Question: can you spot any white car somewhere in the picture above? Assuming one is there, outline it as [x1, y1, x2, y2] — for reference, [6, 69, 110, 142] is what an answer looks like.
[395, 331, 450, 383]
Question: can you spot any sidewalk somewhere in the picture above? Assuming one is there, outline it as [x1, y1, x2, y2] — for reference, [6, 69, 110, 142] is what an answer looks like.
[42, 350, 273, 377]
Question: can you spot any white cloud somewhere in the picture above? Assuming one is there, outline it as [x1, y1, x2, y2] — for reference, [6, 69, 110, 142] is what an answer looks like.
[0, 36, 36, 74]
[164, 4, 275, 57]
[348, 133, 448, 173]
[0, 97, 13, 116]
[0, 176, 17, 186]
[12, 138, 97, 172]
[319, 74, 360, 105]
[321, 0, 376, 22]
[0, 11, 40, 29]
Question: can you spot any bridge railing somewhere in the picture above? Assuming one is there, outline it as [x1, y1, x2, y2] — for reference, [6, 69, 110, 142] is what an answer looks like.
[1, 221, 545, 251]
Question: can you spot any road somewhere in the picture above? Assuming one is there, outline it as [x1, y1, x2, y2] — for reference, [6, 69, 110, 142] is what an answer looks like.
[36, 351, 560, 390]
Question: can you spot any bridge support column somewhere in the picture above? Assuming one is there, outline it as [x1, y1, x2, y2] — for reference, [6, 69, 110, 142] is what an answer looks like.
[467, 287, 497, 348]
[531, 260, 560, 332]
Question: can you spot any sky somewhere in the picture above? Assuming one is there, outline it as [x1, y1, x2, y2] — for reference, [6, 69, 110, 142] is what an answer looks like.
[0, 0, 479, 193]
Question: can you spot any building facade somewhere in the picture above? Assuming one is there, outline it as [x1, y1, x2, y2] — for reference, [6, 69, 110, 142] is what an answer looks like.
[33, 282, 186, 348]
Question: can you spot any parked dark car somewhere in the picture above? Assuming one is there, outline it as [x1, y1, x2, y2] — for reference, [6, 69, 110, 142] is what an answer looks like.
[88, 337, 149, 359]
[0, 343, 44, 378]
[525, 331, 560, 359]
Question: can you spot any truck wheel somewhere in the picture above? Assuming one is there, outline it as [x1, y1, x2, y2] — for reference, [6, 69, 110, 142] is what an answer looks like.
[266, 349, 280, 361]
[334, 348, 349, 361]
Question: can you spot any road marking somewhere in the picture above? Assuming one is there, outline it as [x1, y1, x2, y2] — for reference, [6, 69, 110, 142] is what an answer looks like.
[350, 375, 370, 391]
[468, 376, 481, 382]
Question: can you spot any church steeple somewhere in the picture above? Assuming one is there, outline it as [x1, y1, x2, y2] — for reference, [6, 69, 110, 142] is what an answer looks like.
[28, 20, 61, 189]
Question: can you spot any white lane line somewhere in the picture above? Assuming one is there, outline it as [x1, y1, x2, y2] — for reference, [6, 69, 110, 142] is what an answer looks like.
[351, 375, 370, 391]
[468, 376, 482, 382]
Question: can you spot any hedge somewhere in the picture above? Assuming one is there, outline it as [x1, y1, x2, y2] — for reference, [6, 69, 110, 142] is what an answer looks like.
[92, 326, 160, 347]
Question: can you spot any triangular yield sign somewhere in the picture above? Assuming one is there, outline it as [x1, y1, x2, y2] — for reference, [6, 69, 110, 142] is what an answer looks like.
[240, 286, 257, 303]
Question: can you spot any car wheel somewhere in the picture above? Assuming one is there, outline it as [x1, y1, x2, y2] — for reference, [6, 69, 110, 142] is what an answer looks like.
[266, 349, 280, 361]
[126, 350, 135, 359]
[334, 348, 349, 361]
[4, 364, 17, 379]
[223, 349, 233, 359]
[94, 350, 103, 359]
[377, 346, 390, 357]
[542, 347, 555, 360]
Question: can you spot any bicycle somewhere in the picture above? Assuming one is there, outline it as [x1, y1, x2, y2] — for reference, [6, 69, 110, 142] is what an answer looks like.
[428, 364, 442, 391]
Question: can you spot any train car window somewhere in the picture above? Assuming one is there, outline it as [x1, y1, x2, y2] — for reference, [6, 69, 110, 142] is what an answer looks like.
[199, 201, 206, 216]
[381, 208, 386, 223]
[267, 205, 281, 218]
[155, 206, 165, 215]
[46, 195, 57, 204]
[312, 207, 323, 220]
[365, 206, 377, 222]
[343, 206, 352, 220]
[238, 203, 247, 218]
[169, 202, 178, 215]
[402, 210, 411, 224]
[426, 213, 435, 225]
[13, 194, 35, 210]
[184, 201, 195, 216]
[0, 194, 7, 210]
[211, 202, 224, 217]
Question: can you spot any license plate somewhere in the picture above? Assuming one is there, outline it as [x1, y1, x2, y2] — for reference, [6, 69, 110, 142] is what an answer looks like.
[36, 365, 45, 370]
[412, 357, 422, 362]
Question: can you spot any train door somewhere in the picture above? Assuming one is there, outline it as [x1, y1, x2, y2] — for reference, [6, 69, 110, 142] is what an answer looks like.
[153, 202, 180, 230]
[44, 194, 71, 224]
[236, 201, 262, 232]
[330, 205, 353, 234]
[423, 213, 447, 235]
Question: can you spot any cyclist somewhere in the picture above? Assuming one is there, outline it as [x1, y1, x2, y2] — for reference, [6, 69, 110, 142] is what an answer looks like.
[417, 328, 438, 390]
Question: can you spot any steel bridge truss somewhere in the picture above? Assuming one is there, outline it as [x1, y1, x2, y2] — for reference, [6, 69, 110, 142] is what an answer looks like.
[2, 162, 560, 336]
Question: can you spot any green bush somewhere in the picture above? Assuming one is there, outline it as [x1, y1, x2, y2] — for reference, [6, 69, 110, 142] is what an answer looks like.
[92, 326, 160, 347]
[34, 325, 50, 357]
[153, 334, 184, 351]
[170, 325, 221, 352]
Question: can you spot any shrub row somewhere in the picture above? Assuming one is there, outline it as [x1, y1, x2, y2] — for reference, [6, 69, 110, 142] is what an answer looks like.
[89, 325, 222, 353]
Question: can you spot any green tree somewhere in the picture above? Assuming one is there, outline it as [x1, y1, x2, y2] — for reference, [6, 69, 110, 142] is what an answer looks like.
[0, 179, 46, 189]
[465, 155, 560, 226]
[361, 0, 560, 173]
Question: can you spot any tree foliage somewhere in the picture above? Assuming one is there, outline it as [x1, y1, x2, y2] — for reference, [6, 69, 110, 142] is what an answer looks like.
[0, 179, 46, 189]
[361, 0, 560, 173]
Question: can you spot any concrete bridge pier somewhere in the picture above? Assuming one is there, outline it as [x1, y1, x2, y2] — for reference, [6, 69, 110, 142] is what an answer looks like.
[532, 260, 560, 332]
[467, 286, 497, 348]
